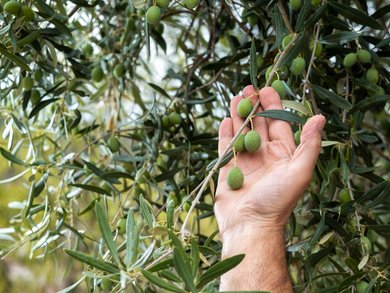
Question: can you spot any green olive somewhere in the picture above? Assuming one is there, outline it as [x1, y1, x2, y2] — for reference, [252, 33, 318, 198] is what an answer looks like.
[244, 130, 261, 152]
[168, 112, 182, 125]
[366, 67, 379, 84]
[21, 5, 34, 21]
[237, 98, 253, 118]
[184, 0, 199, 9]
[271, 80, 286, 99]
[282, 34, 293, 49]
[107, 137, 120, 153]
[146, 6, 161, 25]
[4, 0, 21, 15]
[91, 67, 104, 82]
[338, 188, 351, 203]
[227, 167, 244, 190]
[113, 64, 125, 78]
[234, 134, 246, 153]
[290, 0, 302, 10]
[290, 57, 306, 76]
[357, 49, 371, 63]
[156, 0, 169, 9]
[343, 53, 357, 68]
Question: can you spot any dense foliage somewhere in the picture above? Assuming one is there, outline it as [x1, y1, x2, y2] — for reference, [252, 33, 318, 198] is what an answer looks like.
[0, 0, 389, 292]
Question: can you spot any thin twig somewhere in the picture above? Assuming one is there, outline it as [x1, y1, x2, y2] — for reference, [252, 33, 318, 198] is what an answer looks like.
[302, 23, 321, 114]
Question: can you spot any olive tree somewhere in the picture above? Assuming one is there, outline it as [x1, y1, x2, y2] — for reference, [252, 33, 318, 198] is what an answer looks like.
[0, 0, 389, 292]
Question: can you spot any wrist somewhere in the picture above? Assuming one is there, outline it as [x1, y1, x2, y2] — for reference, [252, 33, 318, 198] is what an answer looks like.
[221, 225, 285, 258]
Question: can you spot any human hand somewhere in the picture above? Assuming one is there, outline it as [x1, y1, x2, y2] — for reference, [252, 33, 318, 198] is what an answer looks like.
[214, 86, 326, 238]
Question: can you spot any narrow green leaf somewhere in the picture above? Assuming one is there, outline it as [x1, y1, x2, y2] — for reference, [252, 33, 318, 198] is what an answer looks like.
[29, 98, 60, 119]
[190, 238, 200, 277]
[170, 231, 196, 293]
[295, 0, 312, 31]
[65, 249, 119, 274]
[206, 151, 233, 171]
[95, 202, 121, 266]
[309, 213, 326, 246]
[71, 184, 111, 195]
[321, 31, 360, 45]
[353, 95, 390, 111]
[250, 39, 258, 89]
[16, 30, 41, 47]
[255, 110, 305, 124]
[125, 210, 139, 268]
[312, 85, 352, 110]
[329, 2, 383, 30]
[141, 270, 185, 293]
[196, 254, 245, 289]
[0, 44, 30, 71]
[139, 194, 154, 228]
[0, 147, 27, 166]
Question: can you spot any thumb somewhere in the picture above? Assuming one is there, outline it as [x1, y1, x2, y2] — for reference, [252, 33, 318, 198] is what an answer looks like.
[291, 115, 326, 185]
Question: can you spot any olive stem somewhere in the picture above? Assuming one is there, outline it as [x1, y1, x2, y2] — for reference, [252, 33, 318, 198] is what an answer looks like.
[180, 34, 300, 238]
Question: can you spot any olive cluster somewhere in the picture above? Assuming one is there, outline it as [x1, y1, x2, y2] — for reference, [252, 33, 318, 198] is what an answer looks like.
[226, 99, 261, 190]
[145, 0, 199, 26]
[343, 49, 384, 96]
[2, 0, 35, 21]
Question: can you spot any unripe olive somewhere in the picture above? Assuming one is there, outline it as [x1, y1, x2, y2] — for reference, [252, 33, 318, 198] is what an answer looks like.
[356, 281, 370, 293]
[83, 43, 93, 56]
[234, 134, 245, 153]
[338, 188, 351, 203]
[168, 112, 182, 125]
[156, 0, 169, 9]
[366, 67, 378, 84]
[227, 167, 244, 190]
[34, 68, 43, 81]
[343, 53, 357, 68]
[361, 236, 372, 253]
[113, 64, 125, 78]
[23, 76, 33, 91]
[265, 66, 278, 82]
[117, 218, 126, 234]
[282, 34, 293, 49]
[310, 40, 323, 57]
[237, 98, 253, 118]
[311, 0, 321, 6]
[4, 0, 21, 15]
[30, 89, 41, 105]
[184, 0, 199, 9]
[91, 67, 103, 82]
[244, 130, 261, 152]
[21, 5, 34, 21]
[294, 130, 301, 145]
[107, 137, 120, 153]
[368, 85, 384, 96]
[256, 55, 263, 67]
[271, 80, 286, 99]
[146, 6, 161, 25]
[290, 57, 305, 76]
[290, 0, 302, 10]
[162, 115, 171, 127]
[357, 49, 371, 63]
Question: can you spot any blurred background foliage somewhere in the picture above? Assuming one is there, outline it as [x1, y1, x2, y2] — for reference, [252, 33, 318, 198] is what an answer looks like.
[0, 0, 389, 292]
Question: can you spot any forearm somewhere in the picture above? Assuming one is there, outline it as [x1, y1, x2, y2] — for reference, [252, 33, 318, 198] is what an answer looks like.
[220, 225, 293, 292]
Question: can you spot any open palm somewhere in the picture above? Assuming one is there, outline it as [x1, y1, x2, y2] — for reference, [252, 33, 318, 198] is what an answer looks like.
[215, 86, 326, 237]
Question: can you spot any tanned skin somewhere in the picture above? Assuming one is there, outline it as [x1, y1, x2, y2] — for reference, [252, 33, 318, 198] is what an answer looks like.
[215, 86, 326, 292]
